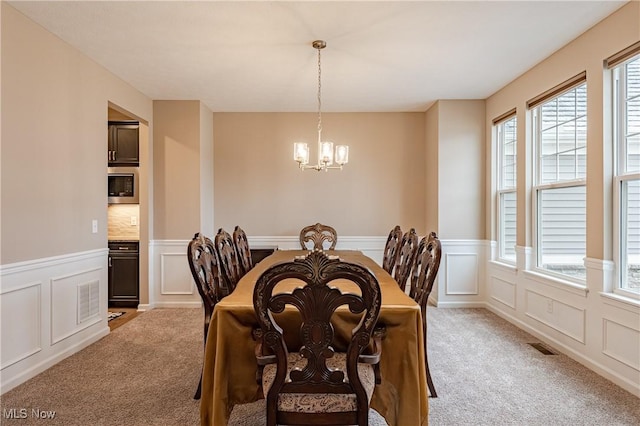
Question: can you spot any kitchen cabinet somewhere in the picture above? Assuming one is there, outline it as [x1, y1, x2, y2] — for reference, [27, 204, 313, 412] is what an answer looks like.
[108, 241, 139, 307]
[108, 121, 139, 166]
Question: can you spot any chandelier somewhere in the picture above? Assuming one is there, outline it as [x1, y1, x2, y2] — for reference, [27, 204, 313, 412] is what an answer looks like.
[293, 40, 349, 171]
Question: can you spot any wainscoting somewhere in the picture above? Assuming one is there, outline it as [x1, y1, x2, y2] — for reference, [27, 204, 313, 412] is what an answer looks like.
[0, 249, 109, 394]
[486, 245, 640, 397]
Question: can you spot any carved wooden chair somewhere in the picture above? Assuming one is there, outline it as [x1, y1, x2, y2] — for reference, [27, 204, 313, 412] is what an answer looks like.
[299, 222, 338, 251]
[252, 251, 387, 426]
[393, 228, 419, 292]
[382, 225, 403, 274]
[214, 228, 243, 294]
[233, 225, 253, 277]
[408, 232, 442, 398]
[187, 232, 223, 400]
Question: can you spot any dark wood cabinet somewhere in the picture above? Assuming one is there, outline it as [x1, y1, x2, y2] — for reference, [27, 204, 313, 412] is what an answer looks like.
[108, 241, 139, 308]
[108, 121, 139, 166]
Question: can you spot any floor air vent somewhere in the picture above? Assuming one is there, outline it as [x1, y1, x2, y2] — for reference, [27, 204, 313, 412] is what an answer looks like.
[528, 342, 556, 355]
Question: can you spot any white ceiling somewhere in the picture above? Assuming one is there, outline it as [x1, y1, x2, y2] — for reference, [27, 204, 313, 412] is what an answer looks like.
[8, 0, 627, 112]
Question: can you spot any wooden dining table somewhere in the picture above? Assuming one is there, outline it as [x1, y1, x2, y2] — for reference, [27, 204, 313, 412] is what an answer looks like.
[199, 250, 429, 426]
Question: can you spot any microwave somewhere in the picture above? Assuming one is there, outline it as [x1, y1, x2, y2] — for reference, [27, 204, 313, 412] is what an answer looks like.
[108, 167, 139, 204]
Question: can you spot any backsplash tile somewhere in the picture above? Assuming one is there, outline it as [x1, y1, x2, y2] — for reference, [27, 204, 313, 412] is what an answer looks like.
[108, 204, 140, 240]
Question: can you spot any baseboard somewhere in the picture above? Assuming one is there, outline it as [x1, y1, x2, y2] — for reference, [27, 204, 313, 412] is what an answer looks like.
[137, 304, 152, 312]
[432, 300, 487, 308]
[151, 301, 202, 309]
[0, 326, 109, 395]
[485, 304, 640, 397]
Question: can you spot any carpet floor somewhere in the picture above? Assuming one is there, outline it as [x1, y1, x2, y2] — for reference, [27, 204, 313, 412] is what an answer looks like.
[0, 307, 638, 425]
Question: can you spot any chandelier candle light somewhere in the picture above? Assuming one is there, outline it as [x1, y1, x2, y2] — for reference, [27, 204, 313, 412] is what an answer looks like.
[294, 40, 349, 171]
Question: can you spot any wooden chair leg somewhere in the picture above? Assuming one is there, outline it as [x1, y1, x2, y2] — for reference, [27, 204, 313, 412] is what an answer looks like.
[194, 368, 203, 400]
[425, 354, 437, 398]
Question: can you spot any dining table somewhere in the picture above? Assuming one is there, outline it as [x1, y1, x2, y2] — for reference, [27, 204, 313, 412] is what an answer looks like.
[199, 249, 429, 426]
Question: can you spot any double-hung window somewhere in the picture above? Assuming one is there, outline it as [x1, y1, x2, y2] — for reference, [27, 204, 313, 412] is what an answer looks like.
[610, 43, 640, 298]
[530, 73, 587, 281]
[495, 110, 517, 262]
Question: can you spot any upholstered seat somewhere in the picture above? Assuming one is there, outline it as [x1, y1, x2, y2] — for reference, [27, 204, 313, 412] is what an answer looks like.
[262, 352, 376, 413]
[228, 399, 389, 426]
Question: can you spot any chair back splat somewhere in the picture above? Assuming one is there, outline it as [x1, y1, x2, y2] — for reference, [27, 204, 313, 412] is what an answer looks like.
[409, 231, 442, 398]
[253, 251, 383, 426]
[382, 225, 403, 274]
[215, 228, 243, 294]
[299, 222, 338, 251]
[393, 228, 419, 292]
[187, 232, 223, 400]
[233, 225, 253, 276]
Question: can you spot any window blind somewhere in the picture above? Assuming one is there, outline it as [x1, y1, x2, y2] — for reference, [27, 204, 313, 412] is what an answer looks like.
[605, 41, 640, 69]
[526, 71, 587, 109]
[492, 108, 516, 125]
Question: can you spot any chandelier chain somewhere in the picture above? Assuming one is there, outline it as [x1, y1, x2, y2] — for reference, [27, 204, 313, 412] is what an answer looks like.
[317, 45, 322, 138]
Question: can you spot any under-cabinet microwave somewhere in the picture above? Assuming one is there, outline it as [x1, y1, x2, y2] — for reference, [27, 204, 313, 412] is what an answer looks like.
[108, 167, 139, 204]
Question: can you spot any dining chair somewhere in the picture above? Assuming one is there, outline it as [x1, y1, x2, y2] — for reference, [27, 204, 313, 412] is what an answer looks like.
[187, 232, 223, 400]
[233, 225, 253, 277]
[408, 231, 442, 398]
[299, 222, 338, 251]
[246, 250, 387, 426]
[382, 225, 403, 274]
[393, 228, 419, 292]
[214, 228, 243, 294]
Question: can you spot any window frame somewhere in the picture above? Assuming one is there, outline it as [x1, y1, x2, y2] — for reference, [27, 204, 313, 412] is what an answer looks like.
[494, 111, 517, 264]
[530, 76, 588, 285]
[612, 54, 640, 300]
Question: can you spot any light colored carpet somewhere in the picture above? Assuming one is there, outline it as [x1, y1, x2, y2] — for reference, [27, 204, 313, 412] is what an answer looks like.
[0, 307, 638, 425]
[427, 308, 640, 425]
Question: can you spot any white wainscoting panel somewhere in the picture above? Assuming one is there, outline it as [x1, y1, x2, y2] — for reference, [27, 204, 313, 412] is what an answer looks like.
[51, 268, 102, 345]
[0, 282, 42, 369]
[525, 289, 586, 343]
[490, 276, 516, 309]
[602, 318, 640, 371]
[0, 249, 109, 394]
[160, 253, 194, 295]
[445, 253, 479, 295]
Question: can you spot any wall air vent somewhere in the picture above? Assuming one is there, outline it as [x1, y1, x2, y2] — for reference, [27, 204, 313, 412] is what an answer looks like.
[77, 280, 100, 324]
[528, 342, 557, 355]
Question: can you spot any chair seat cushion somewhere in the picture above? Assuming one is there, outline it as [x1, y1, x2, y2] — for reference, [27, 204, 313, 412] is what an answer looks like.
[229, 398, 389, 426]
[262, 352, 376, 413]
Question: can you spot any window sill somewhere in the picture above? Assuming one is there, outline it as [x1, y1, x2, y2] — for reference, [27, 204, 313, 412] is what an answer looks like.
[523, 269, 588, 297]
[488, 260, 517, 273]
[600, 292, 640, 311]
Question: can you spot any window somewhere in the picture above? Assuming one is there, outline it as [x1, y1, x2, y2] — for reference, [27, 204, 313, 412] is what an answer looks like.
[531, 74, 587, 281]
[612, 50, 640, 297]
[495, 112, 517, 261]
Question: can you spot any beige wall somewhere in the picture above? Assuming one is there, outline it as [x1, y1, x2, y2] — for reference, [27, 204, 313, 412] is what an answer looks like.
[424, 105, 439, 234]
[212, 112, 426, 236]
[0, 3, 152, 264]
[427, 100, 486, 240]
[485, 1, 639, 260]
[199, 103, 215, 238]
[153, 100, 213, 240]
[153, 100, 199, 240]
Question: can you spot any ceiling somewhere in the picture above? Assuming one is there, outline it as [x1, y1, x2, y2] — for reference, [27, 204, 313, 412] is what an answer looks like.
[8, 1, 627, 112]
